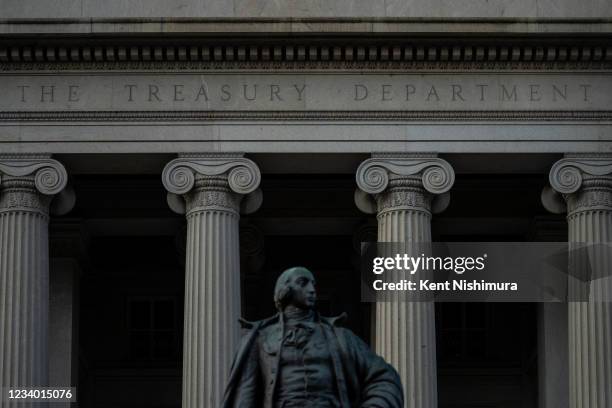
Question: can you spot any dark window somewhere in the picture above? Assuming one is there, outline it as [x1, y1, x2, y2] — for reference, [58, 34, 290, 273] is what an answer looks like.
[437, 302, 531, 366]
[127, 297, 179, 361]
[437, 303, 488, 363]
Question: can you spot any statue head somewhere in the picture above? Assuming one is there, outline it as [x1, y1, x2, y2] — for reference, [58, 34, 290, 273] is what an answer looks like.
[274, 266, 317, 311]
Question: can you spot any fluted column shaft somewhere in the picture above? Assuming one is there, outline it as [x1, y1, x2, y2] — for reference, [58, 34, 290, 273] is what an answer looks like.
[0, 156, 68, 408]
[184, 176, 241, 408]
[548, 155, 612, 408]
[377, 178, 437, 408]
[356, 154, 455, 408]
[162, 155, 261, 408]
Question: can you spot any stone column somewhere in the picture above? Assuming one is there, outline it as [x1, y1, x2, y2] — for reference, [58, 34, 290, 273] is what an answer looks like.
[162, 154, 261, 408]
[0, 155, 69, 405]
[356, 154, 455, 408]
[546, 154, 612, 408]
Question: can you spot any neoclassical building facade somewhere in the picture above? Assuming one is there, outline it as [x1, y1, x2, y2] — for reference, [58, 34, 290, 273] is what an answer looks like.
[0, 4, 611, 407]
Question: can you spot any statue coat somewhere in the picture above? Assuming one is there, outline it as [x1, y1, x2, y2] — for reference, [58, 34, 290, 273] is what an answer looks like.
[222, 313, 404, 408]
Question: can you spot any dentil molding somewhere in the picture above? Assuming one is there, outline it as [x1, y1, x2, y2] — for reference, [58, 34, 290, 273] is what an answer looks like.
[1, 37, 610, 70]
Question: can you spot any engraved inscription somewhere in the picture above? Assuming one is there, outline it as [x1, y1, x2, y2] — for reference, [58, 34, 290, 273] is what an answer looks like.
[1, 74, 609, 111]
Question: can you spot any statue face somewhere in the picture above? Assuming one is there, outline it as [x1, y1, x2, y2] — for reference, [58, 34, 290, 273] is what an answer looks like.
[287, 269, 317, 309]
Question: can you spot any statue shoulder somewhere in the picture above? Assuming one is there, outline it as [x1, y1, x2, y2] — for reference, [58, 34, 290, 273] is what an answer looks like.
[238, 314, 280, 331]
[320, 314, 370, 349]
[320, 312, 348, 327]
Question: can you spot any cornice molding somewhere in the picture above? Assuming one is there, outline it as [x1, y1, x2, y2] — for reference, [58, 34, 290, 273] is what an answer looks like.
[1, 18, 612, 35]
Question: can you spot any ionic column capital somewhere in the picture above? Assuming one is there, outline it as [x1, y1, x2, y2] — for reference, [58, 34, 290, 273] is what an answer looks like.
[543, 154, 612, 215]
[162, 154, 261, 195]
[355, 154, 455, 214]
[356, 154, 455, 195]
[0, 155, 68, 195]
[549, 155, 612, 195]
[162, 154, 262, 215]
[0, 155, 70, 215]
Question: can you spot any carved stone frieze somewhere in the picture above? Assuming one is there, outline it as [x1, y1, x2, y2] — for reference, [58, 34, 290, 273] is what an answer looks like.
[184, 177, 242, 215]
[0, 177, 51, 214]
[373, 178, 433, 214]
[566, 188, 612, 219]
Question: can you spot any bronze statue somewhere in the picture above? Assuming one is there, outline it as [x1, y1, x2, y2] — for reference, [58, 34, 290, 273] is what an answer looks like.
[223, 266, 404, 407]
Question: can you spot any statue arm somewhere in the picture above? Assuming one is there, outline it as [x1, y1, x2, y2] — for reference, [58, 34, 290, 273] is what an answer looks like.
[342, 330, 404, 408]
[223, 328, 263, 408]
[230, 338, 261, 407]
